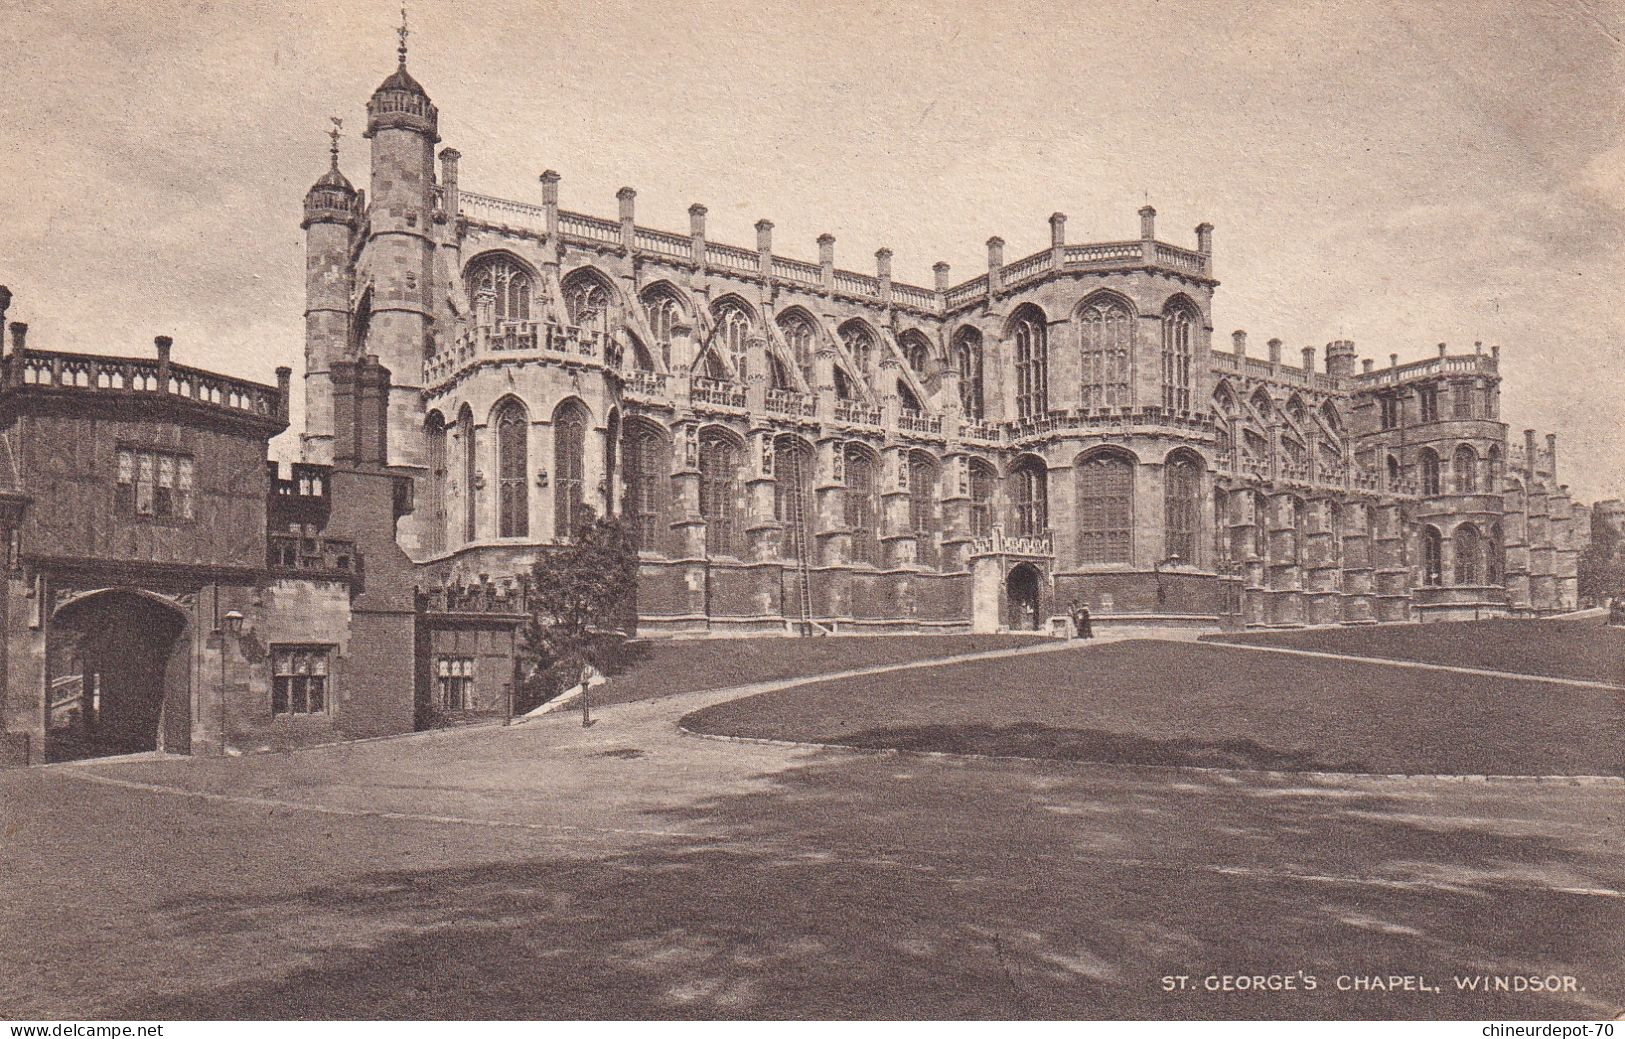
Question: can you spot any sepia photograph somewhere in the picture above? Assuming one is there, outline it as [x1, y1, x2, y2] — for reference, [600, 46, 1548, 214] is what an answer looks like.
[1, 0, 1623, 1028]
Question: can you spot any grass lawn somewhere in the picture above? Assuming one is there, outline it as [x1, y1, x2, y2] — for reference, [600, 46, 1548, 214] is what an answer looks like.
[683, 639, 1625, 776]
[592, 633, 1047, 708]
[1204, 616, 1625, 685]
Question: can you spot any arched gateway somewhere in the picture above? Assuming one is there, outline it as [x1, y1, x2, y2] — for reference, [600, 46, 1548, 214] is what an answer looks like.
[1005, 563, 1043, 631]
[47, 590, 191, 762]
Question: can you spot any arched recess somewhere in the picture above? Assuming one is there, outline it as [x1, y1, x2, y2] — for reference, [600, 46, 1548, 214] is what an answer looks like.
[1422, 525, 1444, 586]
[1164, 448, 1203, 565]
[1487, 445, 1503, 489]
[620, 418, 670, 552]
[465, 251, 537, 324]
[458, 404, 477, 542]
[908, 450, 940, 569]
[1075, 447, 1135, 565]
[1420, 448, 1442, 496]
[844, 442, 881, 565]
[1486, 521, 1505, 585]
[551, 398, 590, 541]
[638, 281, 689, 370]
[1077, 291, 1133, 412]
[953, 326, 986, 418]
[1249, 387, 1275, 421]
[1008, 304, 1049, 418]
[1386, 454, 1403, 486]
[1453, 443, 1479, 494]
[560, 266, 618, 336]
[1453, 523, 1482, 584]
[425, 410, 448, 555]
[1009, 453, 1049, 537]
[969, 457, 997, 538]
[1212, 380, 1238, 417]
[1005, 562, 1044, 631]
[709, 296, 757, 382]
[493, 397, 532, 538]
[48, 590, 190, 761]
[698, 425, 743, 556]
[773, 434, 816, 560]
[1161, 295, 1200, 413]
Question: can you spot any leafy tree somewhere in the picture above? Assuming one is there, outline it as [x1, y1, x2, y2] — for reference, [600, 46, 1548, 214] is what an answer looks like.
[517, 506, 639, 711]
[1578, 509, 1623, 604]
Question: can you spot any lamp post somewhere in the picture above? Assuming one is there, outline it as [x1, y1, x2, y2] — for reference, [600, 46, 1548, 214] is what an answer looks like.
[221, 609, 243, 756]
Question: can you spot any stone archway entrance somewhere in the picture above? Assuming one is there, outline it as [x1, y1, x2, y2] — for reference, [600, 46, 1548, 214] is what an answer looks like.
[47, 590, 190, 762]
[1006, 563, 1042, 631]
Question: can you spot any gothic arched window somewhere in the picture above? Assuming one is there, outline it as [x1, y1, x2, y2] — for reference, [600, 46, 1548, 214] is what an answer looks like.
[621, 421, 666, 551]
[909, 452, 938, 570]
[496, 400, 530, 538]
[1161, 301, 1197, 412]
[840, 321, 877, 379]
[969, 459, 996, 538]
[1079, 296, 1132, 411]
[1454, 444, 1479, 494]
[1076, 453, 1133, 564]
[466, 255, 533, 324]
[774, 436, 815, 560]
[459, 406, 476, 542]
[1420, 449, 1442, 496]
[1012, 458, 1049, 538]
[562, 271, 613, 336]
[699, 431, 739, 556]
[712, 301, 754, 383]
[900, 332, 933, 380]
[552, 401, 587, 541]
[639, 286, 684, 370]
[777, 311, 818, 384]
[1422, 526, 1443, 586]
[1454, 524, 1481, 584]
[426, 412, 447, 555]
[845, 445, 880, 565]
[954, 328, 985, 419]
[1011, 307, 1048, 419]
[1164, 455, 1200, 564]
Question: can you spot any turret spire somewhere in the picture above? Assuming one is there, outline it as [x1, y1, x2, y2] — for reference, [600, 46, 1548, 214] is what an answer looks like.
[397, 6, 410, 67]
[327, 116, 343, 169]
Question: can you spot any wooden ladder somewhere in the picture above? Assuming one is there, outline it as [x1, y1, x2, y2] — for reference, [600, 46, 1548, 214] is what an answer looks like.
[783, 447, 826, 636]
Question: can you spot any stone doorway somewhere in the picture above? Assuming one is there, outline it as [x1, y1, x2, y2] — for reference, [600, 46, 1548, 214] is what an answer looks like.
[1005, 563, 1043, 631]
[47, 590, 190, 762]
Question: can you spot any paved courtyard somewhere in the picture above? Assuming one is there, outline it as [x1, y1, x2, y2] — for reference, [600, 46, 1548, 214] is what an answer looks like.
[2, 633, 1621, 1019]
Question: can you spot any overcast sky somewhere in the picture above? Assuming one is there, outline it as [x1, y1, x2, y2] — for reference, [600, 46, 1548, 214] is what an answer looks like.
[3, 0, 1622, 500]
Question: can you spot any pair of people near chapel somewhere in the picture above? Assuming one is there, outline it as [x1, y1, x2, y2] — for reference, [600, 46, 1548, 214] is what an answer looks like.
[1068, 597, 1093, 640]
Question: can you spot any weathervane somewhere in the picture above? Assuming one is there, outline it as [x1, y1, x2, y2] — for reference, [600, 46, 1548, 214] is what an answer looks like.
[397, 6, 409, 65]
[328, 116, 343, 167]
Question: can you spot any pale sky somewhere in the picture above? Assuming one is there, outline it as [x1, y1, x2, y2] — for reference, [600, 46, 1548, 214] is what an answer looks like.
[4, 0, 1622, 500]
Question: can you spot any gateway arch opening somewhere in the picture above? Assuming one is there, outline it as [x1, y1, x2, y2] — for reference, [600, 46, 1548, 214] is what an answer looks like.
[47, 590, 190, 762]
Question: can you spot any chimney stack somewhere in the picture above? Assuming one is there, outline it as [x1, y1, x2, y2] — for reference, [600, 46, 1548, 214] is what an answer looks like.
[1437, 342, 1447, 358]
[275, 366, 292, 423]
[986, 236, 1004, 269]
[1362, 358, 1374, 373]
[1547, 433, 1558, 480]
[1139, 205, 1156, 240]
[1232, 330, 1246, 357]
[1301, 347, 1315, 372]
[8, 322, 27, 356]
[1267, 337, 1282, 366]
[755, 219, 773, 254]
[154, 335, 172, 367]
[1524, 429, 1537, 483]
[933, 261, 951, 292]
[1049, 212, 1067, 248]
[1390, 353, 1399, 368]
